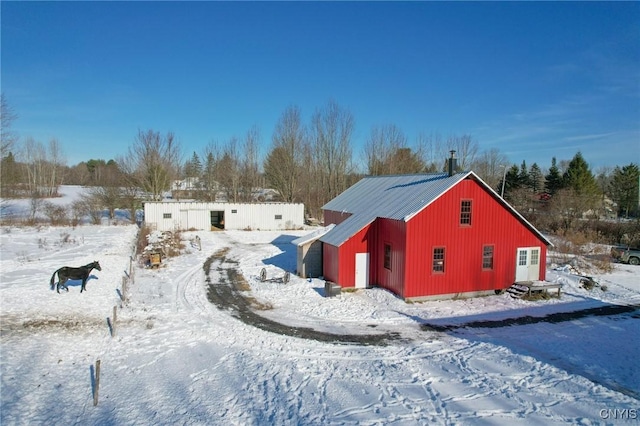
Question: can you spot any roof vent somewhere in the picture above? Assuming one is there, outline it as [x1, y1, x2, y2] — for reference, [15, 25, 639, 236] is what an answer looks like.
[448, 150, 457, 176]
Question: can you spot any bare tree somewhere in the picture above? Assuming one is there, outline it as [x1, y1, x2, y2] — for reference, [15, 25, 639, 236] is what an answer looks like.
[310, 100, 355, 202]
[20, 137, 60, 196]
[472, 147, 509, 189]
[45, 138, 66, 196]
[73, 194, 103, 225]
[364, 124, 406, 175]
[442, 134, 478, 171]
[200, 140, 221, 201]
[264, 106, 306, 203]
[240, 125, 261, 201]
[120, 130, 182, 201]
[1, 94, 18, 157]
[415, 132, 444, 172]
[217, 137, 241, 202]
[299, 139, 322, 217]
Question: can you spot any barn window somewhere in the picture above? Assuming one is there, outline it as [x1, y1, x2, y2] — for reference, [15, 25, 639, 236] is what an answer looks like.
[482, 245, 494, 270]
[384, 243, 392, 270]
[432, 247, 445, 273]
[531, 249, 539, 265]
[460, 200, 472, 226]
[163, 213, 172, 219]
[518, 250, 528, 266]
[275, 214, 282, 220]
[231, 209, 237, 214]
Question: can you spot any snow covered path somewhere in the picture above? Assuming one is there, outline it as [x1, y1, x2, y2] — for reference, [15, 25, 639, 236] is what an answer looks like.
[1, 225, 639, 425]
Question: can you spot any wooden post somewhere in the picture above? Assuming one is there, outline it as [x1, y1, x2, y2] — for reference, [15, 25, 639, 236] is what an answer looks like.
[93, 359, 101, 406]
[112, 306, 117, 337]
[122, 276, 127, 303]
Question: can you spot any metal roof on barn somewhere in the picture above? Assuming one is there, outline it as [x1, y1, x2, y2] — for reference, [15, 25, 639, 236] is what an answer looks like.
[320, 171, 552, 248]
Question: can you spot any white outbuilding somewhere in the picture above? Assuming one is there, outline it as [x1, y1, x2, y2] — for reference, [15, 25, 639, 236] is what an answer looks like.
[143, 201, 304, 231]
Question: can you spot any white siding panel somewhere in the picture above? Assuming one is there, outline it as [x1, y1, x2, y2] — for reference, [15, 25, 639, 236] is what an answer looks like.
[144, 202, 304, 231]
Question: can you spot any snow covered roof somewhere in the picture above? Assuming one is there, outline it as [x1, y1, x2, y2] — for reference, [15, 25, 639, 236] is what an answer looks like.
[291, 224, 335, 246]
[320, 171, 553, 248]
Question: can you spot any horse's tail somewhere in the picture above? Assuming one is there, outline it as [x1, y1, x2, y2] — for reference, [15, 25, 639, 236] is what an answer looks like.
[50, 269, 59, 290]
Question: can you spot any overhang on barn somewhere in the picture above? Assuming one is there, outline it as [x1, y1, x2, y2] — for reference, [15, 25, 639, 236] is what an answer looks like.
[291, 224, 334, 278]
[319, 170, 552, 300]
[144, 202, 304, 231]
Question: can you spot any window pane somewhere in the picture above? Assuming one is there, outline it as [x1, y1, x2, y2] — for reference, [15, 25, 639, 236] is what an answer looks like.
[384, 244, 391, 270]
[518, 250, 528, 266]
[433, 247, 445, 273]
[482, 245, 494, 269]
[531, 249, 539, 265]
[460, 200, 472, 225]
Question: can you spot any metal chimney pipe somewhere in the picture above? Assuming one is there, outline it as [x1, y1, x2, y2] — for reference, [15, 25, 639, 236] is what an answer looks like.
[448, 150, 457, 176]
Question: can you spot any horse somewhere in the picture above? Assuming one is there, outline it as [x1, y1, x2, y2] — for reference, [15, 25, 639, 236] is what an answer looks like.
[50, 261, 102, 294]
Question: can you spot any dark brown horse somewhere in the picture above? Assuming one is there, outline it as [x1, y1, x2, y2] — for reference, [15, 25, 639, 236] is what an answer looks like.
[50, 261, 102, 293]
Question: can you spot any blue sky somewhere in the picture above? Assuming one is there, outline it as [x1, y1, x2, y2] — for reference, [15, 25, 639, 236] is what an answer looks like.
[2, 1, 639, 171]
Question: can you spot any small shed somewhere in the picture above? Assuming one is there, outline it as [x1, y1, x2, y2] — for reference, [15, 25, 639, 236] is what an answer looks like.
[291, 224, 334, 278]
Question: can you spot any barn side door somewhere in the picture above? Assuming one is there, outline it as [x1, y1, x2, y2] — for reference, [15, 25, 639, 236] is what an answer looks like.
[515, 247, 541, 282]
[355, 253, 369, 289]
[180, 210, 188, 230]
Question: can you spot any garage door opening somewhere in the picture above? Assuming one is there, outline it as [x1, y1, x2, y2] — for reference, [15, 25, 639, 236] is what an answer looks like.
[210, 211, 225, 230]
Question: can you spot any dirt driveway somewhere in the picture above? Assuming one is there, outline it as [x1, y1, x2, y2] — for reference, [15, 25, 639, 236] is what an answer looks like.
[203, 249, 403, 346]
[203, 248, 639, 347]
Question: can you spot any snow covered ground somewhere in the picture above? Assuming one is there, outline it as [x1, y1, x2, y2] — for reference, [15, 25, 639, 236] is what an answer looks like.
[1, 188, 639, 425]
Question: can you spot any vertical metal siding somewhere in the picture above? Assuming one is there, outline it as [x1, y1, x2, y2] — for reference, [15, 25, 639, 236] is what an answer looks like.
[323, 243, 339, 284]
[330, 222, 375, 288]
[403, 180, 548, 298]
[375, 218, 407, 298]
[324, 210, 352, 226]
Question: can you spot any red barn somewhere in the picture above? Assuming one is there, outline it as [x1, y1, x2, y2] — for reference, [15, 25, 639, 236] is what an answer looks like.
[319, 169, 552, 300]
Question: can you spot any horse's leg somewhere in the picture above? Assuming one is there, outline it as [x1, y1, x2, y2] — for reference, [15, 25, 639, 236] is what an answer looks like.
[81, 279, 86, 293]
[58, 277, 68, 293]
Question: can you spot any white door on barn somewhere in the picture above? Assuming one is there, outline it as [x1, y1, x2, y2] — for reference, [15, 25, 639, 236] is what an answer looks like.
[180, 210, 189, 230]
[515, 247, 541, 282]
[355, 253, 369, 289]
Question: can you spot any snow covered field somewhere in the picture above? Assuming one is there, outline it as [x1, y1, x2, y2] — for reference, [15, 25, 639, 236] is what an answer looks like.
[1, 188, 639, 425]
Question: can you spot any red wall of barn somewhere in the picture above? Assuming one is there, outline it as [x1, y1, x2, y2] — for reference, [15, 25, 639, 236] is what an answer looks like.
[324, 210, 352, 226]
[401, 178, 548, 298]
[374, 218, 407, 298]
[322, 221, 376, 287]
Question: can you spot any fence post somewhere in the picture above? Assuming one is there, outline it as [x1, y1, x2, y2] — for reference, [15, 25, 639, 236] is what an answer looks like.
[112, 306, 117, 337]
[122, 276, 127, 303]
[93, 359, 101, 406]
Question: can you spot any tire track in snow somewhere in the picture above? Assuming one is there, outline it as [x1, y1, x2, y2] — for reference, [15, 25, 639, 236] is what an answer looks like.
[203, 248, 405, 346]
[174, 263, 207, 314]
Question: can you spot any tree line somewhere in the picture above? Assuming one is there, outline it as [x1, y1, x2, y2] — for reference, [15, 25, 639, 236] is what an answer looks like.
[1, 95, 639, 235]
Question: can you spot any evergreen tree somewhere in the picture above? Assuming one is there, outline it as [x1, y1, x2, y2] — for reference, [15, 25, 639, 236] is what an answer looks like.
[560, 152, 601, 216]
[563, 152, 599, 196]
[529, 163, 544, 193]
[518, 160, 530, 189]
[544, 157, 563, 195]
[500, 164, 521, 196]
[610, 163, 640, 217]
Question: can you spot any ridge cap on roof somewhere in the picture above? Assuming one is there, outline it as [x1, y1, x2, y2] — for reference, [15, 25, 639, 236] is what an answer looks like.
[361, 171, 449, 179]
